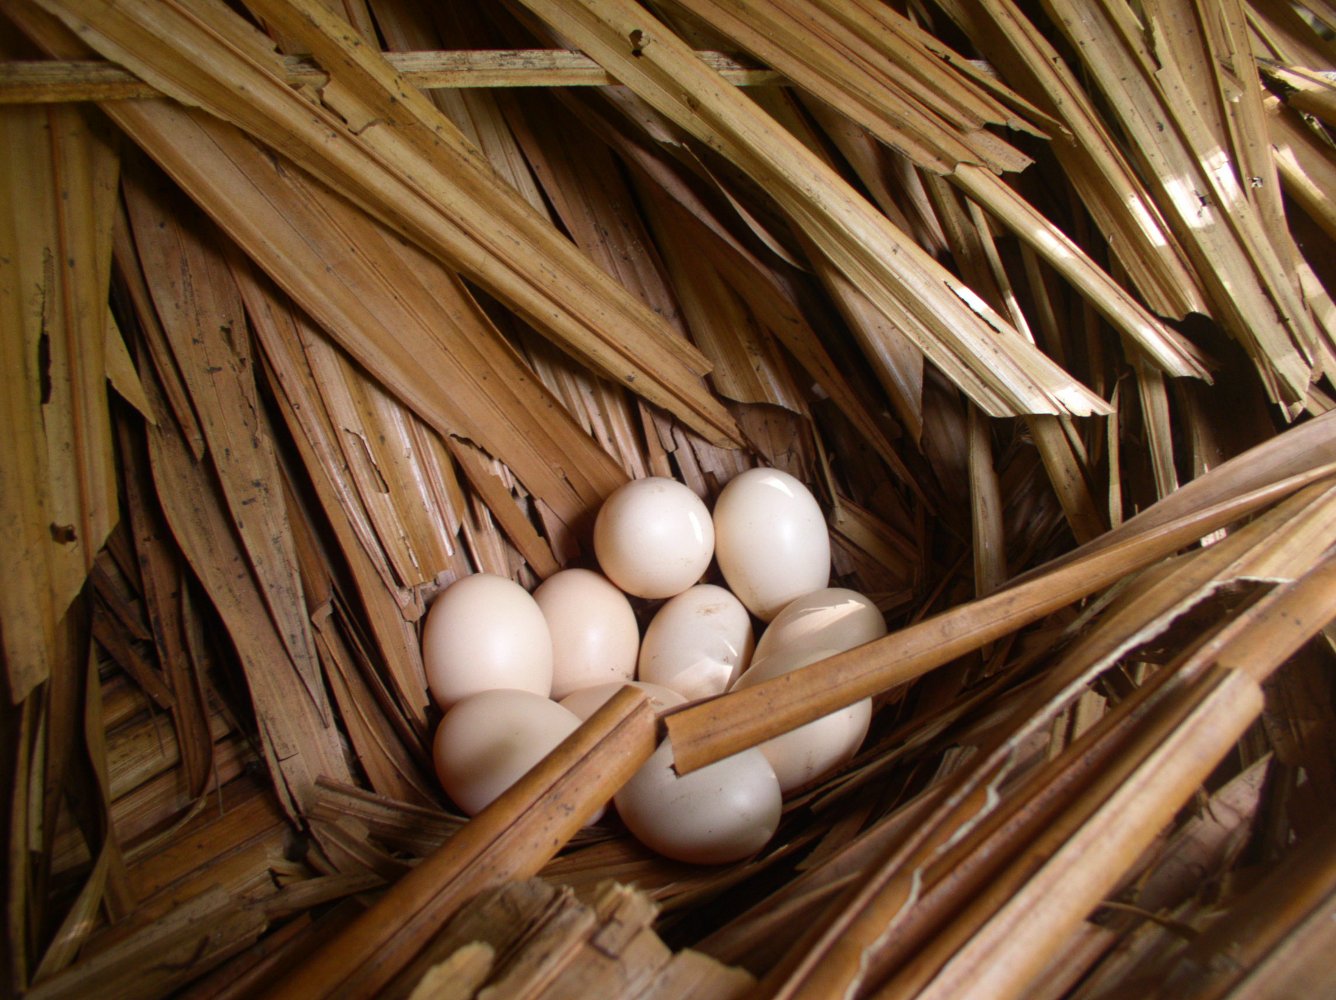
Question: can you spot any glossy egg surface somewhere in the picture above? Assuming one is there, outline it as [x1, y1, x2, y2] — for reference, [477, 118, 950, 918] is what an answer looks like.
[637, 584, 754, 700]
[432, 689, 582, 816]
[614, 738, 781, 865]
[712, 468, 830, 621]
[559, 680, 687, 720]
[593, 477, 714, 599]
[752, 587, 887, 665]
[534, 568, 640, 700]
[421, 573, 552, 710]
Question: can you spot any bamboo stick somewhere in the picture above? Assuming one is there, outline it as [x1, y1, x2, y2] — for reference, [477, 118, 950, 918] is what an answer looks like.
[261, 686, 656, 1000]
[775, 486, 1336, 997]
[894, 667, 1262, 1000]
[663, 454, 1336, 775]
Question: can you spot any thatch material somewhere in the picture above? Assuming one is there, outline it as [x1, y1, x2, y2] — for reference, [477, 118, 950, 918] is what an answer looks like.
[4, 0, 1336, 998]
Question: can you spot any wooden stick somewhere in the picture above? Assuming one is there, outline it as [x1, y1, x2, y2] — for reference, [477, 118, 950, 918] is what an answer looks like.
[261, 685, 656, 1000]
[663, 460, 1336, 774]
[0, 50, 779, 103]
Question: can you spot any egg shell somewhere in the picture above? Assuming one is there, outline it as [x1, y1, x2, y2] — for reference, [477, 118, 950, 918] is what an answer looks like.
[594, 477, 714, 599]
[637, 584, 754, 700]
[712, 468, 830, 621]
[421, 573, 553, 710]
[559, 680, 687, 720]
[534, 569, 640, 700]
[614, 738, 781, 865]
[732, 646, 871, 794]
[432, 689, 584, 817]
[752, 587, 887, 665]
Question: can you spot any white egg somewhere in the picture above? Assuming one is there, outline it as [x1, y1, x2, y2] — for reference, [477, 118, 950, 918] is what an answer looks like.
[637, 584, 754, 700]
[731, 646, 871, 794]
[432, 689, 583, 816]
[614, 737, 781, 865]
[594, 477, 714, 599]
[752, 587, 887, 665]
[712, 468, 830, 621]
[559, 680, 687, 720]
[421, 573, 553, 710]
[533, 569, 640, 700]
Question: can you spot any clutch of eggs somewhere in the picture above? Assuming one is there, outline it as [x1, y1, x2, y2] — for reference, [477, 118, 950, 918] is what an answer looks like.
[422, 470, 886, 865]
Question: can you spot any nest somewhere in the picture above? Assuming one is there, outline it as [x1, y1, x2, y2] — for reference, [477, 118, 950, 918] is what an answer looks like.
[4, 0, 1336, 997]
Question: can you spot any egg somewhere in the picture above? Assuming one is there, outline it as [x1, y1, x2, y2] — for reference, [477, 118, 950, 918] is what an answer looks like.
[432, 689, 584, 816]
[421, 573, 553, 709]
[637, 584, 754, 700]
[559, 680, 687, 720]
[712, 468, 830, 621]
[533, 569, 640, 700]
[752, 587, 887, 665]
[614, 737, 781, 864]
[593, 477, 714, 599]
[731, 646, 871, 794]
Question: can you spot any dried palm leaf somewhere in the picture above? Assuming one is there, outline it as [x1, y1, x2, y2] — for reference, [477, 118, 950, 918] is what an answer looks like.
[30, 0, 742, 447]
[668, 0, 1208, 380]
[511, 0, 1109, 419]
[0, 98, 119, 700]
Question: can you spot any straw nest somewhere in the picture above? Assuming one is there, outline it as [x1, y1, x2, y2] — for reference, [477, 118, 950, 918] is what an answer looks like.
[4, 0, 1336, 997]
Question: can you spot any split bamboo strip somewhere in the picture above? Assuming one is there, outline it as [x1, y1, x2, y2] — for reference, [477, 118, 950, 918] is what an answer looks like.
[1267, 97, 1336, 245]
[286, 491, 439, 807]
[1259, 60, 1336, 124]
[32, 0, 742, 447]
[1145, 820, 1336, 998]
[664, 450, 1336, 774]
[764, 480, 1336, 996]
[511, 0, 1110, 419]
[0, 50, 779, 103]
[262, 686, 656, 1000]
[889, 667, 1263, 1000]
[672, 0, 1030, 173]
[918, 164, 1107, 543]
[114, 424, 214, 799]
[639, 182, 809, 413]
[249, 285, 439, 734]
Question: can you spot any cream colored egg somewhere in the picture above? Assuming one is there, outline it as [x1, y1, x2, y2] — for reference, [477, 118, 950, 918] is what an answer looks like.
[732, 646, 870, 794]
[421, 573, 553, 710]
[752, 587, 887, 665]
[638, 584, 754, 700]
[559, 680, 686, 720]
[614, 737, 781, 864]
[712, 468, 830, 621]
[432, 689, 582, 816]
[534, 569, 640, 700]
[594, 477, 714, 599]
